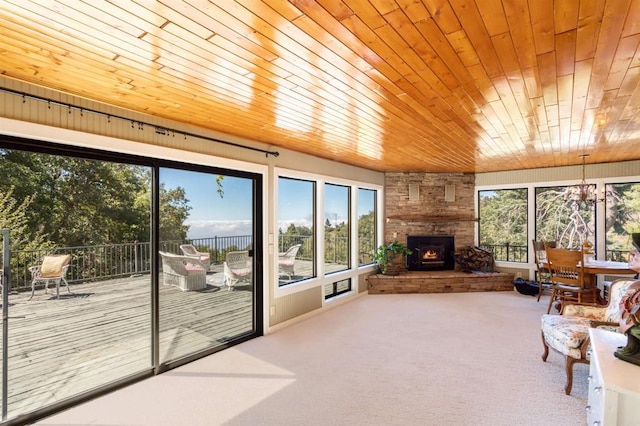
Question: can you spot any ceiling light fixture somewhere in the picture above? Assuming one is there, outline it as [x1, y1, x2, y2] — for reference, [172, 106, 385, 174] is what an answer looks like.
[574, 154, 603, 207]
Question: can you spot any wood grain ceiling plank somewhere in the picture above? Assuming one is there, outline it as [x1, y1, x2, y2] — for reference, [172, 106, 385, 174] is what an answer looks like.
[485, 100, 509, 135]
[414, 18, 486, 108]
[554, 0, 579, 34]
[211, 3, 400, 132]
[368, 24, 423, 81]
[528, 0, 554, 54]
[164, 2, 277, 63]
[379, 10, 461, 96]
[537, 51, 558, 107]
[208, 35, 294, 83]
[448, 0, 503, 78]
[4, 0, 159, 62]
[147, 24, 248, 77]
[545, 103, 560, 127]
[2, 0, 639, 172]
[522, 65, 542, 98]
[315, 0, 355, 21]
[607, 91, 631, 125]
[555, 30, 577, 76]
[491, 32, 520, 74]
[284, 2, 422, 119]
[368, 0, 400, 16]
[422, 0, 462, 34]
[571, 59, 592, 130]
[94, 0, 168, 30]
[474, 0, 508, 36]
[139, 0, 219, 40]
[218, 3, 388, 131]
[621, 0, 640, 37]
[339, 0, 387, 29]
[575, 0, 606, 61]
[492, 74, 531, 139]
[632, 41, 640, 67]
[586, 0, 633, 109]
[0, 8, 119, 64]
[557, 73, 574, 120]
[578, 107, 598, 145]
[502, 0, 537, 69]
[506, 71, 535, 123]
[57, 0, 151, 38]
[0, 20, 290, 135]
[466, 63, 500, 102]
[0, 43, 134, 96]
[604, 34, 640, 91]
[619, 67, 640, 119]
[445, 29, 480, 67]
[395, 0, 431, 23]
[530, 97, 548, 126]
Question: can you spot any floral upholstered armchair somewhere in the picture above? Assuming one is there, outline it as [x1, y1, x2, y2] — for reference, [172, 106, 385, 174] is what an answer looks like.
[540, 278, 640, 395]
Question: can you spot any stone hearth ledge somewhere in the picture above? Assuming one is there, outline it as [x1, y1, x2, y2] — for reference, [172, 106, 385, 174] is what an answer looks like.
[367, 270, 515, 294]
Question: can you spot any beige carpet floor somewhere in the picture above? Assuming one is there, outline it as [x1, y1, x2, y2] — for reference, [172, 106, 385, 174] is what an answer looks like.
[38, 290, 588, 426]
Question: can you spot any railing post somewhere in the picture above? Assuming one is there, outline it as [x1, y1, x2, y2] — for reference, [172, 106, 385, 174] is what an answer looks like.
[134, 241, 139, 274]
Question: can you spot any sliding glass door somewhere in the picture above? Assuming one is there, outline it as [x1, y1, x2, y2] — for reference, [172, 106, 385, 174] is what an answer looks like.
[0, 138, 262, 423]
[158, 169, 257, 365]
[0, 147, 154, 420]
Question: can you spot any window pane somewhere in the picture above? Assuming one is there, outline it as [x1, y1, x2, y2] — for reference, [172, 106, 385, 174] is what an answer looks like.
[278, 177, 315, 285]
[324, 183, 350, 274]
[605, 182, 640, 261]
[478, 189, 528, 262]
[535, 185, 596, 249]
[158, 169, 255, 364]
[0, 148, 152, 419]
[358, 188, 376, 266]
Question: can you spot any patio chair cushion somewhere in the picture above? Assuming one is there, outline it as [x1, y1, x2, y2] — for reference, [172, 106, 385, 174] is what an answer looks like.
[39, 254, 71, 278]
[184, 264, 206, 274]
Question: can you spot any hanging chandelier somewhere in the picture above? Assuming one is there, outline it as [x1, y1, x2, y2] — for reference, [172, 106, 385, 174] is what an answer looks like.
[574, 154, 603, 206]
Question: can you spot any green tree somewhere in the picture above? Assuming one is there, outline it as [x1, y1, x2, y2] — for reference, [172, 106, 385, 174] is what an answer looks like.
[0, 149, 190, 247]
[0, 186, 52, 252]
[479, 189, 527, 249]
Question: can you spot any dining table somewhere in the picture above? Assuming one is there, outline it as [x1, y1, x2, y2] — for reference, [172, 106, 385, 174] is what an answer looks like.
[583, 260, 639, 302]
[542, 259, 639, 305]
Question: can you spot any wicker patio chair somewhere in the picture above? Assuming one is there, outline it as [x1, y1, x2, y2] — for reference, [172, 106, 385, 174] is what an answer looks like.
[159, 251, 207, 291]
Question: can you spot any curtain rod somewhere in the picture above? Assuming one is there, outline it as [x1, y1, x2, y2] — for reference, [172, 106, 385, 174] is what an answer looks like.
[0, 87, 280, 158]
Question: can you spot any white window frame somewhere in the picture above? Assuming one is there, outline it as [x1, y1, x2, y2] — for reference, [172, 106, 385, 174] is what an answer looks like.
[273, 167, 382, 299]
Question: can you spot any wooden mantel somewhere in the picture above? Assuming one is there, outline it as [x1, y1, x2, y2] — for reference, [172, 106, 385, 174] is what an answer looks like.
[386, 214, 479, 223]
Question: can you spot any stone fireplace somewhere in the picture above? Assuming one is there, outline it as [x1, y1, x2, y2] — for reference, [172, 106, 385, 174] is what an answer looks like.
[407, 235, 455, 271]
[383, 172, 476, 262]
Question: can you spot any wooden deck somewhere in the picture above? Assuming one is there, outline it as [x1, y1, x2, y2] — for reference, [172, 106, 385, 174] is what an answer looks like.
[0, 271, 255, 418]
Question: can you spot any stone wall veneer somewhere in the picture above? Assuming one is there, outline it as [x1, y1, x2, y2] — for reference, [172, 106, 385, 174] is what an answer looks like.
[384, 172, 475, 252]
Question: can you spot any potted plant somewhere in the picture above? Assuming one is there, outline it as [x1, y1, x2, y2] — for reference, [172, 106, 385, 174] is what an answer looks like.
[372, 241, 413, 275]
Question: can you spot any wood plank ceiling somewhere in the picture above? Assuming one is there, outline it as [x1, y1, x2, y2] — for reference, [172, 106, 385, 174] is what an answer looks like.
[1, 0, 640, 173]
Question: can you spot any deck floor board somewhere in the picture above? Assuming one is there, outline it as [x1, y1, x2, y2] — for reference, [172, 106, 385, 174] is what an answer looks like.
[0, 272, 255, 417]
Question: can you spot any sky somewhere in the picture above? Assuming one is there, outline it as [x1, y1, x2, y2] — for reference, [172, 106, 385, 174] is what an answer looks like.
[160, 169, 368, 240]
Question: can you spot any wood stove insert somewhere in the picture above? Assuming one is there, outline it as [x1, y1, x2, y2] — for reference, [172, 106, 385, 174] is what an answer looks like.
[407, 235, 455, 271]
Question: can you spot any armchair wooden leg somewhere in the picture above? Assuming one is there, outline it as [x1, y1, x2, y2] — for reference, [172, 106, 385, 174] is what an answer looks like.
[564, 356, 575, 395]
[541, 331, 549, 362]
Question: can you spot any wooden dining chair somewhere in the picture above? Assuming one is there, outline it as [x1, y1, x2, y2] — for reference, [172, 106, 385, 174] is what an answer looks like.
[532, 240, 556, 302]
[545, 246, 598, 314]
